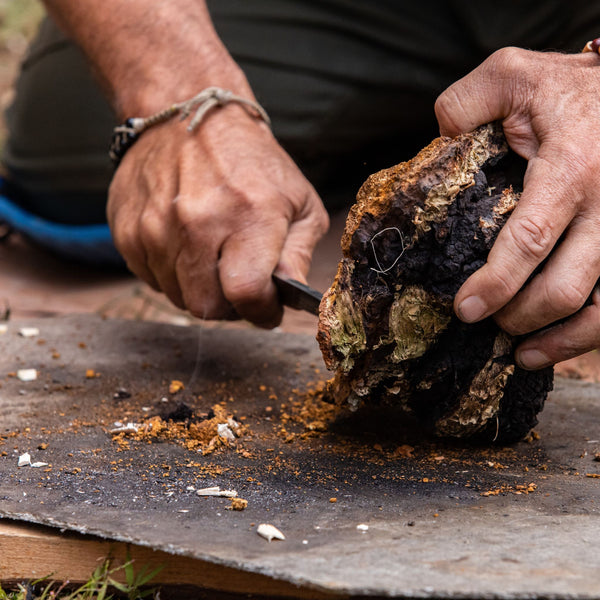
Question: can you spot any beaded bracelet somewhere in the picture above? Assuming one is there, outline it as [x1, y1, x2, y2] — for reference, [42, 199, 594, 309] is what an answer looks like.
[109, 86, 271, 167]
[582, 38, 600, 54]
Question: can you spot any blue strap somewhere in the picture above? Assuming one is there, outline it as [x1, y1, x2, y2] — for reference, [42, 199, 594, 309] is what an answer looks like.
[0, 187, 125, 268]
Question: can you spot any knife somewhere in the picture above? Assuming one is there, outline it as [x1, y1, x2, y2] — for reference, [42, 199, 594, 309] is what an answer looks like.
[272, 273, 323, 316]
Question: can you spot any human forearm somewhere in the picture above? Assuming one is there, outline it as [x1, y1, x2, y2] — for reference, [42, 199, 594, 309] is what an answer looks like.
[42, 0, 252, 118]
[43, 0, 329, 328]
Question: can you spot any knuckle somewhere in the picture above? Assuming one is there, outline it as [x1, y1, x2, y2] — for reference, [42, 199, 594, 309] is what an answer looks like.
[316, 206, 330, 235]
[546, 280, 588, 317]
[112, 222, 138, 260]
[173, 194, 209, 229]
[490, 264, 522, 304]
[506, 215, 553, 263]
[183, 288, 228, 320]
[487, 46, 528, 76]
[224, 274, 267, 307]
[434, 86, 464, 133]
[138, 210, 166, 250]
[550, 334, 585, 362]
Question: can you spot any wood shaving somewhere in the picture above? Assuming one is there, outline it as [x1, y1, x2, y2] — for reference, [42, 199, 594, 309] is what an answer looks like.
[17, 452, 31, 467]
[196, 486, 238, 498]
[257, 523, 285, 542]
[18, 327, 39, 338]
[17, 369, 37, 382]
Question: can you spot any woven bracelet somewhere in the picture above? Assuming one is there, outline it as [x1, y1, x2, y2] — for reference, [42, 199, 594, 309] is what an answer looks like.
[108, 86, 271, 167]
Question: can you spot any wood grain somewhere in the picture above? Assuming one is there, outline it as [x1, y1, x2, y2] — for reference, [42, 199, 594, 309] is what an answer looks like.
[0, 521, 343, 599]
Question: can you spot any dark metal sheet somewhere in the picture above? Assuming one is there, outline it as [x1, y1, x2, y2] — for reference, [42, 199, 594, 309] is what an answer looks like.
[0, 315, 599, 598]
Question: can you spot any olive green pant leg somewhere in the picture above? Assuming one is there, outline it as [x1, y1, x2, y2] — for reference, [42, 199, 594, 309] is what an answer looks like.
[2, 17, 116, 224]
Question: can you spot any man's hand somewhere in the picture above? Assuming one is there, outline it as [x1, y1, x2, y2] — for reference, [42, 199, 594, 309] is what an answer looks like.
[435, 47, 600, 369]
[108, 105, 328, 328]
[42, 0, 328, 328]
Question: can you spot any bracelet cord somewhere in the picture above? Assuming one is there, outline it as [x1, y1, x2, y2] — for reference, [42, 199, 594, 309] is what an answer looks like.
[109, 87, 271, 167]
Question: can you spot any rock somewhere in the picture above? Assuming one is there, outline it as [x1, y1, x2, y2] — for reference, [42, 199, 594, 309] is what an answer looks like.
[317, 123, 553, 443]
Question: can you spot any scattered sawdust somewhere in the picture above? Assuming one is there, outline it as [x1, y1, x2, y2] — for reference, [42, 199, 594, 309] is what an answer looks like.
[523, 430, 541, 443]
[277, 380, 341, 443]
[0, 353, 574, 502]
[169, 380, 184, 394]
[110, 403, 245, 455]
[480, 483, 537, 497]
[229, 497, 248, 511]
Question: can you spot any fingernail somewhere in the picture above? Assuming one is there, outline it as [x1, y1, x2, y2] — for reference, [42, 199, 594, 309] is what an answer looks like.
[517, 349, 551, 370]
[457, 296, 487, 323]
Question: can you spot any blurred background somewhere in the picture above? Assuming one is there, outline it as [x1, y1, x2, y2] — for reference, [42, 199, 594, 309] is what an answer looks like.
[0, 0, 42, 147]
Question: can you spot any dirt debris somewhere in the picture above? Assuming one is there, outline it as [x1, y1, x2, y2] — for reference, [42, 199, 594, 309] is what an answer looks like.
[229, 497, 248, 511]
[480, 483, 537, 497]
[169, 380, 185, 394]
[110, 403, 246, 455]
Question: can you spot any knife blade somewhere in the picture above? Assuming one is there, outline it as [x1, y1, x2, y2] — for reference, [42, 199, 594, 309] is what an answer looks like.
[272, 273, 323, 316]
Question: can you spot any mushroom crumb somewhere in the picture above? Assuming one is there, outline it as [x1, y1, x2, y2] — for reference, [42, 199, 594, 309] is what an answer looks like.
[229, 497, 248, 511]
[169, 380, 184, 394]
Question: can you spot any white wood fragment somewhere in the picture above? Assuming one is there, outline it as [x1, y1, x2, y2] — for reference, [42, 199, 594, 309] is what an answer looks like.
[0, 324, 7, 334]
[17, 453, 31, 467]
[219, 490, 238, 498]
[196, 486, 220, 494]
[31, 462, 48, 468]
[17, 369, 37, 382]
[18, 327, 39, 338]
[217, 423, 236, 442]
[257, 523, 286, 542]
[356, 523, 369, 532]
[196, 486, 237, 498]
[109, 422, 140, 434]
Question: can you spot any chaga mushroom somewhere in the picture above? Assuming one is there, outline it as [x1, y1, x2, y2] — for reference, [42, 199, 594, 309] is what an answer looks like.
[317, 123, 553, 444]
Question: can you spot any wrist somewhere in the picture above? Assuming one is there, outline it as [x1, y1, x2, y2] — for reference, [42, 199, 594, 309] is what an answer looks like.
[110, 87, 271, 167]
[114, 49, 253, 121]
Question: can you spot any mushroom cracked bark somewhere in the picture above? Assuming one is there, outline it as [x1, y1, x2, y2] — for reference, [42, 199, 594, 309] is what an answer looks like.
[317, 123, 554, 444]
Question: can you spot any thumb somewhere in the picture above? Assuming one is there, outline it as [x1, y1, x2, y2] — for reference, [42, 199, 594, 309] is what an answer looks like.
[435, 47, 525, 137]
